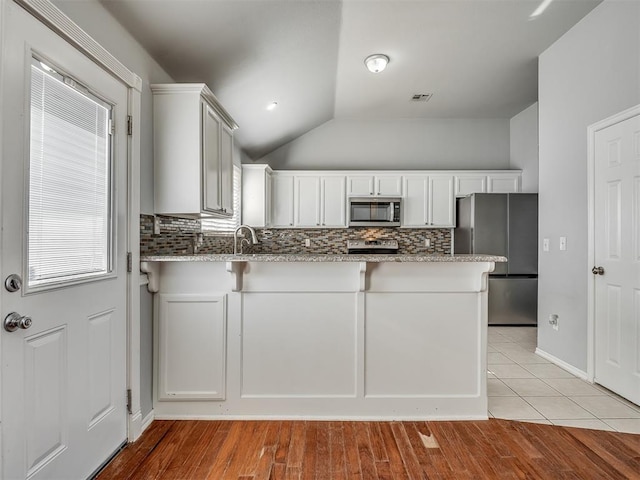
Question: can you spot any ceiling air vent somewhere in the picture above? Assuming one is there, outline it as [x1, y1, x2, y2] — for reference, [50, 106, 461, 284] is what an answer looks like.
[411, 93, 433, 102]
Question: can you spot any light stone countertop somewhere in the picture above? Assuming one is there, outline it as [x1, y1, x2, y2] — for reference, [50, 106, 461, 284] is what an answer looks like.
[140, 253, 507, 263]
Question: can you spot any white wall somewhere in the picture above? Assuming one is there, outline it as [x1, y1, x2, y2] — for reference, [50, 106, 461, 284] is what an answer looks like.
[52, 0, 175, 419]
[258, 118, 510, 170]
[510, 103, 538, 193]
[538, 0, 640, 371]
[53, 0, 174, 214]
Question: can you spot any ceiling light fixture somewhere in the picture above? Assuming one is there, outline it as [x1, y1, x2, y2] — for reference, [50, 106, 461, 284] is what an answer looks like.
[530, 0, 554, 18]
[266, 101, 278, 111]
[364, 54, 389, 73]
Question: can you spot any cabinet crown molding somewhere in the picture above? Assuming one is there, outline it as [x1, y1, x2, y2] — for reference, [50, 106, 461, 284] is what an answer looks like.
[151, 83, 238, 130]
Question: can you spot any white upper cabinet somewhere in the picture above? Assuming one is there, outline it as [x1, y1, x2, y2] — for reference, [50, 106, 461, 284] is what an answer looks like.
[347, 175, 402, 196]
[269, 174, 347, 228]
[454, 171, 521, 196]
[487, 172, 521, 193]
[242, 165, 272, 227]
[271, 173, 295, 227]
[455, 174, 488, 197]
[294, 176, 321, 227]
[246, 169, 521, 229]
[402, 175, 455, 228]
[152, 83, 237, 218]
[320, 176, 347, 227]
[428, 175, 455, 227]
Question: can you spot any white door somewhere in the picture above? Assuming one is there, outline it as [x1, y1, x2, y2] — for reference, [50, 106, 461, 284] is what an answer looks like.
[593, 112, 640, 406]
[1, 3, 129, 479]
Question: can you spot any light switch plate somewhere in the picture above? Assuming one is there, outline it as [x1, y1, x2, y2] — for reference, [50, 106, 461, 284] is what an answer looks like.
[543, 238, 549, 252]
[559, 236, 567, 251]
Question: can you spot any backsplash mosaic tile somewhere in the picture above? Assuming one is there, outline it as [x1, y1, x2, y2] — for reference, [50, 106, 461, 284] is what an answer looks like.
[141, 214, 451, 256]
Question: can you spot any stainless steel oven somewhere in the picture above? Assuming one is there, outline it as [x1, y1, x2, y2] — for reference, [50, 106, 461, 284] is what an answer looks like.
[348, 197, 401, 227]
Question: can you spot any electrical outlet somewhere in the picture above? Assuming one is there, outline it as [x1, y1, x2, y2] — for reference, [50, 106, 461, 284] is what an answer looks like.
[549, 314, 559, 331]
[543, 238, 549, 252]
[304, 238, 311, 247]
[153, 216, 161, 235]
[559, 236, 567, 251]
[424, 238, 431, 248]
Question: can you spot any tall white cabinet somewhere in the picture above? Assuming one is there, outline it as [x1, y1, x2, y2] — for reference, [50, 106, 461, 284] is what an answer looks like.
[152, 84, 237, 217]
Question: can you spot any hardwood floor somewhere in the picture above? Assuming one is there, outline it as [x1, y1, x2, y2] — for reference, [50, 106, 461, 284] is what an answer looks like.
[97, 420, 640, 479]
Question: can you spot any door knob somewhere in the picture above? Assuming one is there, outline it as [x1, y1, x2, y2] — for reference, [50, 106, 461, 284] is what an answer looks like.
[4, 312, 32, 332]
[592, 266, 605, 275]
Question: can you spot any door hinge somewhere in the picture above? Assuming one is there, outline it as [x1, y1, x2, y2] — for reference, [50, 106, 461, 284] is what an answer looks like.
[127, 252, 133, 273]
[127, 115, 133, 136]
[126, 389, 132, 414]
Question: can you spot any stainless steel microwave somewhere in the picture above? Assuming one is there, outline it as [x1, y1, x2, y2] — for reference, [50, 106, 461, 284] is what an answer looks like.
[348, 197, 402, 227]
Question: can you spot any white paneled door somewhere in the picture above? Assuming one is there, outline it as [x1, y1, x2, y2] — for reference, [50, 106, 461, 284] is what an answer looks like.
[593, 111, 640, 406]
[1, 2, 128, 479]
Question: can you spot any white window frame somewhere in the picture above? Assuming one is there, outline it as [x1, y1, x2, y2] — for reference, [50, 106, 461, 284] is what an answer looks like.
[25, 57, 116, 293]
[201, 164, 241, 234]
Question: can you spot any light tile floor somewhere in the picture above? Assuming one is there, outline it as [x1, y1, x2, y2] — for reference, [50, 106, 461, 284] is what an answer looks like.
[488, 326, 640, 434]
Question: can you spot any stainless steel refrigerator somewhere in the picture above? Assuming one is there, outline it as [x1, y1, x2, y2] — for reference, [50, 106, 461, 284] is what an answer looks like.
[455, 193, 538, 325]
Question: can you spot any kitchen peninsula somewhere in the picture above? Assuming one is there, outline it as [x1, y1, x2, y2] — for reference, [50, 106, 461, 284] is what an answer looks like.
[141, 254, 505, 420]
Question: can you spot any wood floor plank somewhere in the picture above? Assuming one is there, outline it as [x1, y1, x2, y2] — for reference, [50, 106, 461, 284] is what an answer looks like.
[378, 422, 409, 480]
[389, 422, 424, 480]
[131, 420, 201, 480]
[95, 420, 175, 480]
[96, 419, 640, 480]
[354, 421, 378, 479]
[315, 422, 331, 480]
[342, 422, 363, 480]
[329, 422, 348, 480]
[300, 422, 317, 480]
[204, 421, 246, 479]
[161, 421, 221, 479]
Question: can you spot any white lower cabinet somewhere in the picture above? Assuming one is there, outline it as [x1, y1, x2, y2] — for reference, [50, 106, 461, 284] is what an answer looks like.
[157, 294, 226, 401]
[402, 174, 455, 228]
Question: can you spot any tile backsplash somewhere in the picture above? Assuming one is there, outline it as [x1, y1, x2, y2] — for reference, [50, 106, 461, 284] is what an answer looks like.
[141, 214, 451, 256]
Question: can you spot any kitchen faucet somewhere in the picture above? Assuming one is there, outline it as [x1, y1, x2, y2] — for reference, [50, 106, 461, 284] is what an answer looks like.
[233, 225, 258, 254]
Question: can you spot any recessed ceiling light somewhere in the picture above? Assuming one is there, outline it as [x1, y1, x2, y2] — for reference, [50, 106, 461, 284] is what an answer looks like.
[364, 54, 389, 73]
[266, 101, 278, 111]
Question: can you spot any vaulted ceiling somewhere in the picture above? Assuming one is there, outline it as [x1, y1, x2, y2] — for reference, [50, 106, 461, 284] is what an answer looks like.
[98, 0, 601, 160]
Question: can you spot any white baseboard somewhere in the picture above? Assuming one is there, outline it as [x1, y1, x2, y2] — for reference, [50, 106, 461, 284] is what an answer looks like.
[127, 411, 143, 442]
[128, 410, 155, 442]
[153, 413, 490, 421]
[141, 410, 155, 434]
[535, 348, 588, 380]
